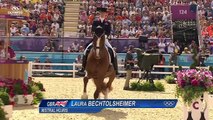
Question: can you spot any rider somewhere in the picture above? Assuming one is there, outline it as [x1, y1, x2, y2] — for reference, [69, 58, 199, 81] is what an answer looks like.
[78, 7, 118, 75]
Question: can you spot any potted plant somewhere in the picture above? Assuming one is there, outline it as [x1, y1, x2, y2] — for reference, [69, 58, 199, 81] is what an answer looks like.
[10, 80, 34, 105]
[28, 77, 45, 92]
[34, 81, 45, 92]
[1, 77, 45, 105]
[0, 90, 13, 119]
[0, 99, 6, 120]
[176, 69, 213, 119]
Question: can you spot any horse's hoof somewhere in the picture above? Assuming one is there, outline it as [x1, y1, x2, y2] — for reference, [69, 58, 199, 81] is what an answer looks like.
[123, 87, 131, 90]
[81, 94, 88, 99]
[104, 89, 109, 99]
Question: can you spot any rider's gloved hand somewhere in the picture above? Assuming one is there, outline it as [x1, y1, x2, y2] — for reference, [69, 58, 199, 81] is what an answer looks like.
[105, 35, 110, 40]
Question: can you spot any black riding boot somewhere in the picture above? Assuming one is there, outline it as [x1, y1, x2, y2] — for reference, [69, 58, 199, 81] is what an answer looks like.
[77, 55, 87, 76]
[112, 56, 119, 75]
[108, 47, 119, 75]
[79, 55, 86, 71]
[77, 46, 92, 76]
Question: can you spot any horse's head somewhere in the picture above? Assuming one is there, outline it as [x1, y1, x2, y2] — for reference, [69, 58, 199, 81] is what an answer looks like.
[93, 26, 106, 59]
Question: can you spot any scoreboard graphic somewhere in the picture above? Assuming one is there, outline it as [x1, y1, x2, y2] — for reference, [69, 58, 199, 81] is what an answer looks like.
[39, 99, 178, 113]
[171, 5, 198, 45]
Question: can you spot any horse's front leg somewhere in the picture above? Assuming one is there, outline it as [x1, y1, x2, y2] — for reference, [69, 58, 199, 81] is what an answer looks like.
[81, 76, 89, 99]
[94, 87, 101, 100]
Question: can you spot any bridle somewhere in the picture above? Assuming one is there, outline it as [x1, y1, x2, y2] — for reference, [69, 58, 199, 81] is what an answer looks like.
[93, 30, 105, 59]
[93, 30, 105, 49]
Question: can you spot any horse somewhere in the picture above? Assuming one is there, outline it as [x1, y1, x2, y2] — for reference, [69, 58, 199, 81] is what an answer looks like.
[81, 26, 116, 99]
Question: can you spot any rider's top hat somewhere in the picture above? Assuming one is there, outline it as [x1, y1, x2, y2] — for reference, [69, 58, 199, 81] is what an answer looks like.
[96, 7, 107, 12]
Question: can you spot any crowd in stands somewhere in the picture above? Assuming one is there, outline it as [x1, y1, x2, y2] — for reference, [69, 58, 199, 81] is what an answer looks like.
[79, 0, 213, 40]
[0, 0, 65, 37]
[79, 0, 173, 38]
[41, 38, 85, 52]
[197, 0, 212, 38]
[1, 0, 213, 54]
[77, 0, 213, 54]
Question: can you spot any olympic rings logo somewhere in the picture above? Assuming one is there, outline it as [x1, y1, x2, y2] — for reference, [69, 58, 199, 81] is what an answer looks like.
[11, 6, 20, 11]
[163, 101, 175, 107]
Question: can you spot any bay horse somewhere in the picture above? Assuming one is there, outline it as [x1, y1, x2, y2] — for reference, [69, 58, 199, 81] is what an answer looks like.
[81, 26, 116, 99]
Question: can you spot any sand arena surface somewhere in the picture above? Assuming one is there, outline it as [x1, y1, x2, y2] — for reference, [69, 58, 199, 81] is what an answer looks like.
[12, 77, 213, 120]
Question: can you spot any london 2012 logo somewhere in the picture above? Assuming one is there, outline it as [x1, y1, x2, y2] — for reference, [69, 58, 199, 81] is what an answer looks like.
[163, 101, 175, 107]
[8, 6, 23, 16]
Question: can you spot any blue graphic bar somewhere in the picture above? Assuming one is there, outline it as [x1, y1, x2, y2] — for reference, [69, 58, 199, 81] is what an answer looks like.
[39, 99, 177, 113]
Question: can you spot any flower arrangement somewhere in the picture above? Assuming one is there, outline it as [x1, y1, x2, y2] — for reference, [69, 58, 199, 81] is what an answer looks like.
[176, 69, 213, 105]
[0, 77, 45, 105]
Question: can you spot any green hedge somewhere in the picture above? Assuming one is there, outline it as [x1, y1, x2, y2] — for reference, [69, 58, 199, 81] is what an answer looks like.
[130, 82, 165, 92]
[164, 75, 176, 84]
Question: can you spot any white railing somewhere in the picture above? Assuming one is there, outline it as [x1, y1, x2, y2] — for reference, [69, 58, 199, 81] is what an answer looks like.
[28, 62, 210, 78]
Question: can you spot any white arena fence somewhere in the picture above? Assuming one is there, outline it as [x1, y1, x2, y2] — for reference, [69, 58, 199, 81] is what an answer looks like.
[28, 62, 210, 78]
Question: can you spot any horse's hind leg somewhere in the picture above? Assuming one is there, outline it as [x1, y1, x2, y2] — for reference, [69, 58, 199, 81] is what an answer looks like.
[81, 76, 89, 99]
[102, 75, 115, 99]
[106, 72, 116, 92]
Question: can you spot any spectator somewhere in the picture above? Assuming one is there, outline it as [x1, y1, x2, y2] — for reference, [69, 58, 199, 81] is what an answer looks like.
[50, 26, 58, 37]
[149, 32, 157, 39]
[79, 46, 84, 52]
[71, 40, 80, 52]
[80, 11, 88, 23]
[102, 0, 108, 8]
[121, 27, 129, 38]
[51, 21, 60, 31]
[42, 45, 50, 52]
[157, 53, 165, 79]
[167, 40, 175, 54]
[174, 41, 180, 54]
[75, 55, 82, 70]
[169, 52, 178, 65]
[20, 56, 27, 60]
[0, 40, 16, 60]
[21, 24, 30, 35]
[10, 24, 18, 36]
[58, 45, 64, 52]
[135, 27, 143, 38]
[189, 40, 198, 53]
[158, 39, 166, 53]
[28, 30, 35, 36]
[129, 27, 136, 38]
[0, 40, 5, 59]
[182, 47, 191, 54]
[122, 17, 132, 28]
